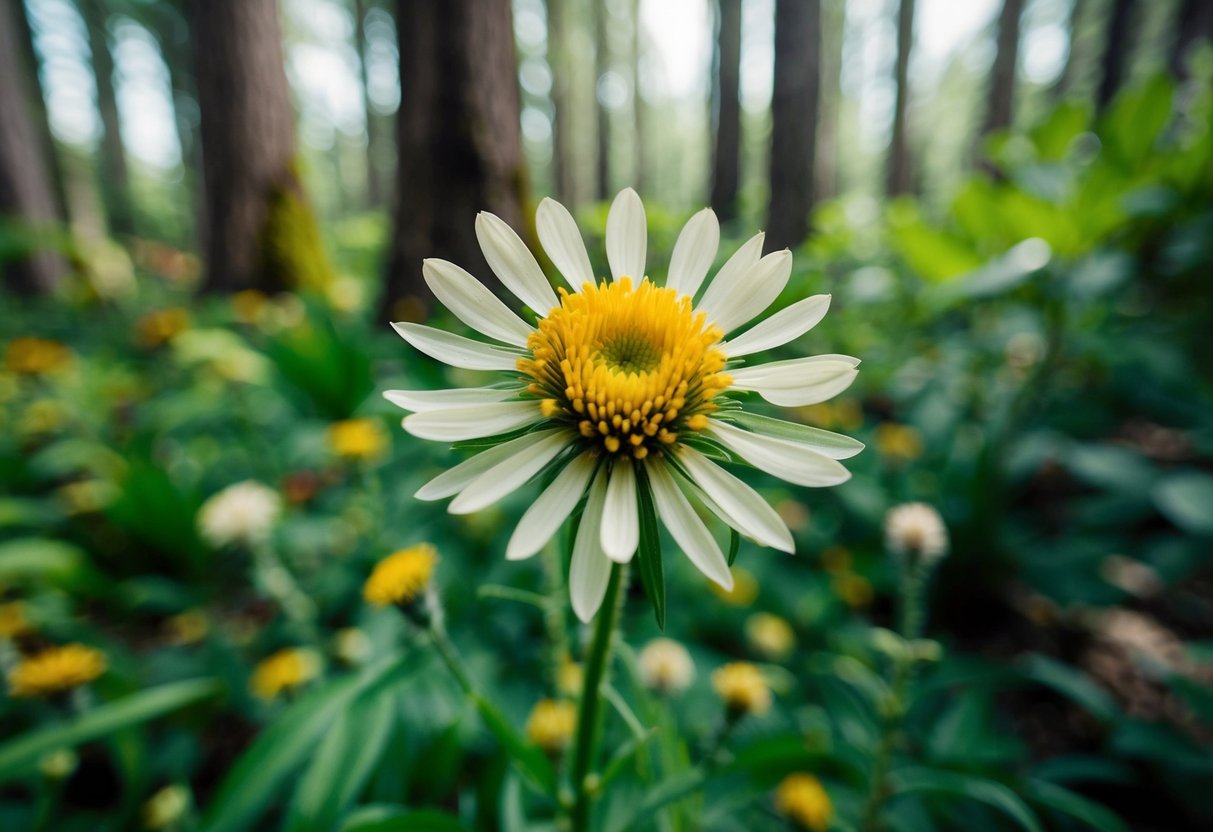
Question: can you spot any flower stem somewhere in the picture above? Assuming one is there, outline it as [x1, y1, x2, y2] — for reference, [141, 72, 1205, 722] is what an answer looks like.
[569, 564, 624, 831]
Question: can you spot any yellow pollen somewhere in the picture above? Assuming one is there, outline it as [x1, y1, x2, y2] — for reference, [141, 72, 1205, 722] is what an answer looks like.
[521, 278, 728, 457]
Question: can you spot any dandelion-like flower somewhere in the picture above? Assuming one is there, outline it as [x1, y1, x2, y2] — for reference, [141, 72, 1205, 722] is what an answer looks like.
[197, 480, 281, 548]
[327, 418, 389, 461]
[8, 644, 106, 698]
[363, 544, 438, 607]
[526, 698, 577, 753]
[250, 647, 320, 700]
[774, 773, 832, 831]
[745, 612, 796, 660]
[637, 637, 695, 695]
[386, 189, 863, 621]
[884, 502, 948, 564]
[0, 600, 29, 640]
[712, 661, 772, 716]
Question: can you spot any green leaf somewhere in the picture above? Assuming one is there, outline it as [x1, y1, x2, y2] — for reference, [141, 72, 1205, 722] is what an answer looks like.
[0, 679, 221, 781]
[727, 527, 740, 567]
[287, 690, 397, 832]
[1018, 655, 1118, 723]
[0, 538, 85, 585]
[890, 767, 1045, 832]
[340, 806, 469, 832]
[1025, 780, 1128, 832]
[471, 694, 556, 794]
[1152, 471, 1213, 536]
[633, 464, 666, 630]
[722, 411, 865, 458]
[203, 656, 417, 832]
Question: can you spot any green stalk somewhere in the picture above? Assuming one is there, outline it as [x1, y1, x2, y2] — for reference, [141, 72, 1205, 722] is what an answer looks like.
[569, 564, 624, 830]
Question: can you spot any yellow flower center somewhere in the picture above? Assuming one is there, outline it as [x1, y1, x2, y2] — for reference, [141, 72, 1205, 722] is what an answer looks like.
[518, 277, 731, 459]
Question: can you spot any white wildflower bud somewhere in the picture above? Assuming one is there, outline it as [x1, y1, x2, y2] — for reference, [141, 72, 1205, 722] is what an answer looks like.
[884, 502, 948, 565]
[197, 481, 282, 548]
[638, 638, 695, 695]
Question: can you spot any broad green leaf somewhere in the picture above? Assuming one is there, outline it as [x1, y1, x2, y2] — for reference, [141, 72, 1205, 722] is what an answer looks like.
[471, 694, 556, 794]
[633, 464, 666, 630]
[890, 767, 1044, 832]
[203, 655, 417, 832]
[0, 679, 221, 781]
[726, 527, 740, 567]
[1018, 655, 1118, 722]
[1026, 780, 1128, 832]
[287, 689, 397, 832]
[0, 538, 85, 585]
[1152, 471, 1213, 535]
[340, 805, 469, 832]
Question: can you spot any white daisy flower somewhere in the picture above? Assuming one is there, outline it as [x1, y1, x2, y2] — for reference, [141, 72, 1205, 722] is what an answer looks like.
[386, 189, 863, 622]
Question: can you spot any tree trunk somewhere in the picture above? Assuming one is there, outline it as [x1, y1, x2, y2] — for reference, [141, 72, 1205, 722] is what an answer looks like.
[1097, 0, 1136, 110]
[631, 0, 646, 194]
[1050, 0, 1086, 100]
[886, 0, 915, 196]
[766, 0, 820, 251]
[594, 0, 610, 200]
[710, 0, 742, 223]
[0, 0, 68, 294]
[982, 0, 1025, 137]
[1171, 0, 1213, 80]
[547, 0, 575, 204]
[81, 0, 134, 236]
[381, 0, 530, 320]
[354, 0, 385, 208]
[146, 1, 201, 245]
[190, 0, 330, 293]
[815, 0, 844, 202]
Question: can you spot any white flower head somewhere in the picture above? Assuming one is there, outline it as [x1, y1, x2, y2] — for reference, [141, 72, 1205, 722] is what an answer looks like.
[386, 189, 863, 622]
[197, 480, 282, 548]
[637, 637, 695, 694]
[884, 502, 948, 564]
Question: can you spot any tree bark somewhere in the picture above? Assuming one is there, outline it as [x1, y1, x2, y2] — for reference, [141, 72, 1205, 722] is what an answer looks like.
[1097, 0, 1136, 111]
[710, 0, 742, 222]
[80, 0, 133, 236]
[594, 0, 611, 200]
[982, 0, 1025, 137]
[886, 0, 915, 196]
[0, 0, 68, 294]
[1171, 0, 1213, 80]
[766, 0, 820, 251]
[189, 0, 324, 293]
[381, 0, 530, 320]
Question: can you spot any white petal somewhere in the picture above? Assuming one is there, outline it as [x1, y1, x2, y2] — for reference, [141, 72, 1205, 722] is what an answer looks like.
[675, 447, 794, 553]
[536, 197, 594, 290]
[724, 411, 865, 460]
[666, 208, 720, 298]
[700, 250, 793, 334]
[403, 402, 541, 442]
[647, 462, 733, 589]
[475, 212, 560, 314]
[448, 431, 572, 514]
[708, 420, 851, 487]
[600, 459, 639, 563]
[605, 188, 647, 281]
[506, 451, 597, 560]
[721, 294, 832, 357]
[384, 387, 520, 413]
[422, 258, 533, 346]
[391, 322, 519, 371]
[729, 357, 859, 407]
[570, 469, 612, 623]
[695, 232, 764, 320]
[415, 430, 552, 500]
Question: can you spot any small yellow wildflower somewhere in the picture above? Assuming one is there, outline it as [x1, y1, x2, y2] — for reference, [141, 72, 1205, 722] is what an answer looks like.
[136, 307, 191, 348]
[19, 399, 67, 437]
[833, 573, 874, 609]
[709, 567, 759, 607]
[774, 773, 832, 831]
[557, 659, 583, 697]
[712, 661, 771, 716]
[874, 422, 923, 463]
[5, 337, 72, 375]
[164, 610, 210, 646]
[363, 544, 439, 607]
[333, 627, 372, 665]
[526, 698, 576, 753]
[745, 613, 796, 661]
[143, 784, 191, 830]
[8, 644, 106, 697]
[38, 748, 78, 780]
[231, 289, 268, 325]
[0, 601, 29, 639]
[327, 418, 389, 461]
[637, 638, 695, 695]
[250, 648, 320, 700]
